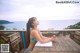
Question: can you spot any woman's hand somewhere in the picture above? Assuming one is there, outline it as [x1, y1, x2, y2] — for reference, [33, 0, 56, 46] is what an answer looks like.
[53, 35, 56, 38]
[51, 35, 56, 41]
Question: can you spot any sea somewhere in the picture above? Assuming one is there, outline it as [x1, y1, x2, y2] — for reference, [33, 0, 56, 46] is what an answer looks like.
[0, 19, 80, 30]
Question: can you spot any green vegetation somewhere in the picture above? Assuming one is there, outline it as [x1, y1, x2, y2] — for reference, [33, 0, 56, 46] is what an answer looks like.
[0, 20, 13, 24]
[13, 28, 17, 30]
[0, 39, 5, 44]
[65, 22, 80, 29]
[0, 25, 5, 30]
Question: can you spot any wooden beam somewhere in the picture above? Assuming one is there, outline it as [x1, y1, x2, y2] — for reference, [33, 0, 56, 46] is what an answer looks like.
[0, 29, 80, 32]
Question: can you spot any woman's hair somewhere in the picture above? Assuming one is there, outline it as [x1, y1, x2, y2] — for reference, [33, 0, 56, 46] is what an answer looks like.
[26, 17, 36, 48]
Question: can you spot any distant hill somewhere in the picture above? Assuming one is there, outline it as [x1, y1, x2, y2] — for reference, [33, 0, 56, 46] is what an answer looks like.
[0, 20, 13, 24]
[65, 22, 80, 29]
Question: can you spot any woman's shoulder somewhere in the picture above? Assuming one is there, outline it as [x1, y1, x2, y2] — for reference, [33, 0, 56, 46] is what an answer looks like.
[31, 29, 40, 34]
[30, 29, 38, 37]
[31, 29, 38, 33]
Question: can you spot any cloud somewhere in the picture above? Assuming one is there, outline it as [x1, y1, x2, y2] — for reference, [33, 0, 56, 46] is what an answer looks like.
[0, 0, 80, 21]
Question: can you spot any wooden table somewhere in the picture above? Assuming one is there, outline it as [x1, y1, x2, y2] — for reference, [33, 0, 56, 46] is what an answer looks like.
[31, 35, 80, 53]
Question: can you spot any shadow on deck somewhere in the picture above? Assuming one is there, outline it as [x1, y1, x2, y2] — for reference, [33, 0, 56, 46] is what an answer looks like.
[31, 35, 80, 53]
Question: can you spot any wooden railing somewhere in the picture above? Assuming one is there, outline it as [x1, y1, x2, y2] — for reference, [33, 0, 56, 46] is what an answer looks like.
[8, 32, 22, 53]
[0, 31, 26, 53]
[69, 31, 80, 45]
[0, 29, 80, 53]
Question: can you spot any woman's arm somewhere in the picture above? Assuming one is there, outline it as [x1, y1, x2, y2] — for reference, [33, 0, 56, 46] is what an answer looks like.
[31, 30, 53, 44]
[37, 30, 49, 39]
[38, 30, 56, 41]
[40, 32, 49, 39]
[39, 31, 56, 41]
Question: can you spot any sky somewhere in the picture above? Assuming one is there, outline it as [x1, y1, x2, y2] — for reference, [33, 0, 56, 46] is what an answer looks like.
[0, 0, 80, 21]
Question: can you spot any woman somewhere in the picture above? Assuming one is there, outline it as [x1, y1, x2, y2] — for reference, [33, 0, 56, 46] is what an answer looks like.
[24, 17, 56, 53]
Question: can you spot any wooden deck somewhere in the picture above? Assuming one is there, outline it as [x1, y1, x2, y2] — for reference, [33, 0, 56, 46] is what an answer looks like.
[0, 30, 80, 53]
[31, 35, 80, 53]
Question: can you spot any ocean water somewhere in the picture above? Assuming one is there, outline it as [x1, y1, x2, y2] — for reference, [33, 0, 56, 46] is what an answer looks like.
[1, 20, 80, 30]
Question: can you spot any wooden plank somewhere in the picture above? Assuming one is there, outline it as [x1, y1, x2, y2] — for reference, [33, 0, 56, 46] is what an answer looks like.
[62, 35, 74, 52]
[58, 36, 67, 51]
[38, 52, 52, 53]
[32, 35, 80, 53]
[54, 36, 63, 52]
[8, 32, 20, 42]
[75, 31, 80, 36]
[69, 31, 80, 45]
[37, 52, 62, 53]
[8, 32, 22, 53]
[64, 51, 80, 53]
[33, 46, 45, 52]
[73, 38, 80, 45]
[66, 36, 80, 51]
[49, 41, 56, 52]
[33, 47, 39, 52]
[49, 38, 58, 52]
[30, 52, 38, 53]
[66, 36, 80, 52]
[52, 38, 57, 52]
[74, 35, 80, 41]
[39, 47, 45, 52]
[8, 32, 21, 47]
[0, 29, 80, 32]
[44, 47, 50, 52]
[56, 35, 65, 51]
[58, 35, 69, 51]
[64, 35, 80, 52]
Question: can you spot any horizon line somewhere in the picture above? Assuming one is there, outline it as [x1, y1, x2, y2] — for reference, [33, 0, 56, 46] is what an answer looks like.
[0, 18, 80, 22]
